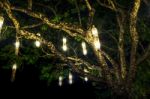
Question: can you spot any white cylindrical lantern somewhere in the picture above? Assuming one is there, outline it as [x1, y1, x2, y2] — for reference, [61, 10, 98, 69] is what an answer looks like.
[92, 25, 98, 37]
[81, 42, 87, 55]
[68, 73, 73, 84]
[62, 37, 67, 51]
[11, 63, 17, 82]
[15, 40, 20, 55]
[58, 76, 63, 86]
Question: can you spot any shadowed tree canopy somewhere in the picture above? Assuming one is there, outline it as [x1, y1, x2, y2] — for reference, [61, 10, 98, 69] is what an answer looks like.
[0, 0, 150, 98]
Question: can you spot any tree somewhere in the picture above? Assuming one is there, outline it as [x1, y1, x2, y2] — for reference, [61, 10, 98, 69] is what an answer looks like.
[0, 0, 149, 98]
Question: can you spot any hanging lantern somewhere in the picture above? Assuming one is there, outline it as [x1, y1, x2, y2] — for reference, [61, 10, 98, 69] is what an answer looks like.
[68, 73, 73, 84]
[84, 76, 88, 82]
[58, 76, 63, 86]
[0, 16, 4, 32]
[81, 42, 87, 55]
[15, 40, 20, 55]
[35, 40, 41, 47]
[11, 63, 17, 82]
[62, 37, 67, 51]
[91, 25, 101, 50]
[91, 25, 98, 37]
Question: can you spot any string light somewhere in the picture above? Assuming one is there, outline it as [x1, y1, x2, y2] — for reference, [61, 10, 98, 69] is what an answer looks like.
[15, 40, 20, 55]
[62, 37, 67, 51]
[81, 42, 87, 55]
[0, 16, 4, 33]
[84, 76, 88, 82]
[58, 76, 63, 86]
[68, 73, 73, 84]
[35, 40, 41, 47]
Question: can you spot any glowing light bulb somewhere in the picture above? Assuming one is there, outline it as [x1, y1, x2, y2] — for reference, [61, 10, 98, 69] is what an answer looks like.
[35, 40, 41, 47]
[84, 77, 88, 82]
[0, 16, 4, 30]
[59, 76, 63, 86]
[81, 42, 87, 55]
[68, 73, 73, 84]
[62, 37, 67, 51]
[12, 63, 17, 70]
[94, 39, 101, 50]
[92, 25, 98, 37]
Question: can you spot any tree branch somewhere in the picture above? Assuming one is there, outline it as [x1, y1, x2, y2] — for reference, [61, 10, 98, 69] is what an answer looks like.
[137, 44, 150, 65]
[11, 7, 84, 35]
[128, 0, 141, 85]
[85, 0, 95, 28]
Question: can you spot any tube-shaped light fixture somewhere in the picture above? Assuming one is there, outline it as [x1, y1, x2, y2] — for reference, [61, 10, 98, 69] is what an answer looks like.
[81, 42, 87, 55]
[62, 37, 67, 51]
[68, 73, 73, 84]
[58, 76, 63, 86]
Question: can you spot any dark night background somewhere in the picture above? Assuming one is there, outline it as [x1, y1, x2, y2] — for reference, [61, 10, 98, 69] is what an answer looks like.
[0, 66, 97, 98]
[0, 0, 150, 98]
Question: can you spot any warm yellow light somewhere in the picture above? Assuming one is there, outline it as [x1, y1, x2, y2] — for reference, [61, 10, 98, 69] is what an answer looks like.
[84, 76, 88, 82]
[35, 40, 41, 47]
[62, 37, 67, 51]
[12, 63, 17, 70]
[81, 42, 87, 55]
[0, 16, 4, 29]
[59, 76, 63, 86]
[68, 73, 73, 84]
[92, 25, 98, 37]
[94, 39, 101, 50]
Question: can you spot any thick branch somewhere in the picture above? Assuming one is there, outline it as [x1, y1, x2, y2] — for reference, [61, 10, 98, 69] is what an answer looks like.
[128, 0, 141, 85]
[11, 7, 84, 35]
[85, 0, 95, 28]
[117, 14, 127, 79]
[3, 0, 20, 35]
